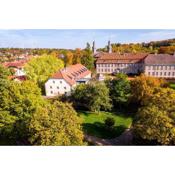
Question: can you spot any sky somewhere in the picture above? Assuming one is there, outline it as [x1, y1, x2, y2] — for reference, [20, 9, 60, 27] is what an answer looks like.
[0, 29, 175, 49]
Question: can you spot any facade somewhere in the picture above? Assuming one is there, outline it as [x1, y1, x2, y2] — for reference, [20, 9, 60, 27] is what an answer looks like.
[96, 52, 175, 78]
[96, 52, 148, 75]
[45, 64, 91, 97]
[144, 54, 175, 78]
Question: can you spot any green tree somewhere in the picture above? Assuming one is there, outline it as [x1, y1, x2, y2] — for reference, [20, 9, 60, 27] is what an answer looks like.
[0, 80, 45, 141]
[29, 101, 84, 146]
[24, 54, 64, 92]
[71, 82, 112, 112]
[106, 73, 131, 108]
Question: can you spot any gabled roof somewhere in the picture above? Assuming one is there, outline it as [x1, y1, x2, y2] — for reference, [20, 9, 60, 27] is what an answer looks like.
[144, 54, 175, 65]
[50, 64, 91, 86]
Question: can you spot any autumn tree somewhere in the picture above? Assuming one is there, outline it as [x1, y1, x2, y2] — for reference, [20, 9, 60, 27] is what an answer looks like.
[65, 51, 73, 66]
[133, 88, 175, 145]
[73, 48, 82, 64]
[24, 54, 64, 92]
[29, 101, 84, 146]
[130, 74, 166, 105]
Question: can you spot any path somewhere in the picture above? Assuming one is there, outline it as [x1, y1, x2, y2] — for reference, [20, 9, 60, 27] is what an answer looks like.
[85, 128, 133, 146]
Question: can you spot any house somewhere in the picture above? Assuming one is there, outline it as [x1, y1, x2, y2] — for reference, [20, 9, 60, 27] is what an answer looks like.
[45, 64, 91, 97]
[3, 60, 27, 76]
[95, 41, 175, 79]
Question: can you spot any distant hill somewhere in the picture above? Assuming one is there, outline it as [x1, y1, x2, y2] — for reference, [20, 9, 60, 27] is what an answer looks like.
[97, 38, 175, 55]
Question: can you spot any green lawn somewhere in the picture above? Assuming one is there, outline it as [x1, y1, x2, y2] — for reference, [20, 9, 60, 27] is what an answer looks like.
[78, 111, 133, 139]
[169, 83, 175, 90]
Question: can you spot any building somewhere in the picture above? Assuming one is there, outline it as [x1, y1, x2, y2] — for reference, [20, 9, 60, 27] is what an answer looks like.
[96, 52, 148, 75]
[144, 54, 175, 78]
[45, 64, 91, 97]
[95, 41, 175, 78]
[3, 60, 27, 76]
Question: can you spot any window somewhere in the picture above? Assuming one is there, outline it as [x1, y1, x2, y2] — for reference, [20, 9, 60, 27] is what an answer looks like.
[64, 87, 66, 89]
[165, 66, 167, 70]
[53, 80, 55, 83]
[160, 72, 162, 76]
[148, 72, 150, 75]
[50, 91, 53, 94]
[50, 86, 52, 89]
[164, 72, 166, 76]
[156, 72, 158, 76]
[152, 72, 155, 76]
[168, 72, 171, 76]
[173, 72, 175, 76]
[160, 66, 163, 70]
[57, 86, 59, 89]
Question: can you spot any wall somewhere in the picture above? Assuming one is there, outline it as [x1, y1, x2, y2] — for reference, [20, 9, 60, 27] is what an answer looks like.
[45, 78, 71, 96]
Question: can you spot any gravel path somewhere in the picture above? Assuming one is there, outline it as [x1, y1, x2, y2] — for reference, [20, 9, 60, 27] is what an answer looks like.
[85, 128, 133, 146]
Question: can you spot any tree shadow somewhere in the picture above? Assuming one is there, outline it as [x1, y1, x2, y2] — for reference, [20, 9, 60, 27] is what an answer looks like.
[82, 122, 127, 139]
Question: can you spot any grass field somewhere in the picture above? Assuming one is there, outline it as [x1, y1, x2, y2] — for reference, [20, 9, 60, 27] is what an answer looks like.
[169, 83, 175, 90]
[78, 111, 133, 139]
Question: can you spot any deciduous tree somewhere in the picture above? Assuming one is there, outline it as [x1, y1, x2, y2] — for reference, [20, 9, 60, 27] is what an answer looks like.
[29, 101, 84, 146]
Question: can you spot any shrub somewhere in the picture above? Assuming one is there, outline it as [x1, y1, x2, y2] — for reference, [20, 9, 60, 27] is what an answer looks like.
[104, 117, 115, 130]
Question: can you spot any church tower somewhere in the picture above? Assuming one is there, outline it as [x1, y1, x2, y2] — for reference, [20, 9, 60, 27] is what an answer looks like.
[108, 40, 112, 53]
[92, 41, 96, 54]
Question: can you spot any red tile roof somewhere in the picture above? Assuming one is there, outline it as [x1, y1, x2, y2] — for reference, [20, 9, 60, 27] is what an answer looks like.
[51, 64, 91, 86]
[96, 53, 148, 64]
[9, 75, 27, 81]
[3, 60, 27, 68]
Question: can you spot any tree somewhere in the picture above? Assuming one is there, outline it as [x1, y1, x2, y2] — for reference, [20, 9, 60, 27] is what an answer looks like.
[133, 88, 175, 145]
[73, 48, 82, 64]
[130, 74, 166, 105]
[28, 101, 84, 146]
[134, 105, 175, 145]
[24, 54, 64, 92]
[81, 50, 95, 71]
[106, 73, 131, 108]
[0, 80, 45, 141]
[65, 51, 73, 66]
[104, 117, 115, 131]
[71, 82, 112, 112]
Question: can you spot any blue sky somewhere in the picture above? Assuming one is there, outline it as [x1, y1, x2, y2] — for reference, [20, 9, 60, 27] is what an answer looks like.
[0, 29, 175, 49]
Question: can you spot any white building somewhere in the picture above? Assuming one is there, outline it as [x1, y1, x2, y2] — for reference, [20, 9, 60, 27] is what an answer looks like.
[96, 53, 175, 78]
[45, 64, 91, 97]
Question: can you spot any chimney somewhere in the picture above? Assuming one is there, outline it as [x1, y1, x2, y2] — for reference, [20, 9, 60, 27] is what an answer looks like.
[92, 41, 96, 54]
[108, 40, 112, 53]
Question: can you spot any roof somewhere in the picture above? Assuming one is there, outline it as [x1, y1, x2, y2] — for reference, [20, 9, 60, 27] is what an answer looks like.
[51, 64, 91, 86]
[144, 54, 175, 65]
[96, 53, 148, 64]
[3, 60, 27, 68]
[9, 75, 27, 81]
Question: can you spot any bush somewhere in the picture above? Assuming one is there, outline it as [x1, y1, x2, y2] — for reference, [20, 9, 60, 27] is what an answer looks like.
[104, 117, 115, 130]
